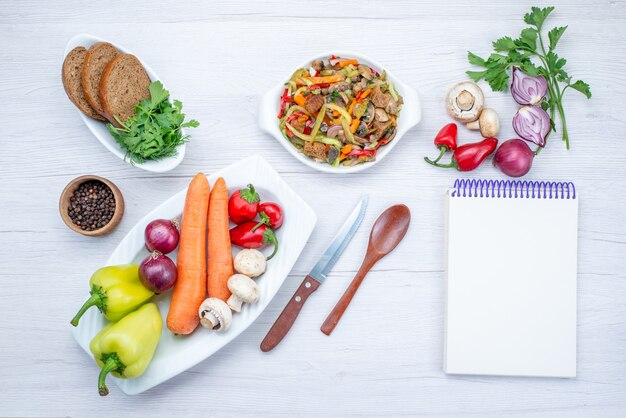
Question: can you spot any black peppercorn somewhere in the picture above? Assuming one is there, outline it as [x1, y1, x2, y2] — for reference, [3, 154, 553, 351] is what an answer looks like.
[68, 181, 115, 231]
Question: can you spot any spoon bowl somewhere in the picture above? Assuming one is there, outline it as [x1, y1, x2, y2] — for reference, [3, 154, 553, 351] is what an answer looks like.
[369, 205, 411, 255]
[321, 204, 411, 335]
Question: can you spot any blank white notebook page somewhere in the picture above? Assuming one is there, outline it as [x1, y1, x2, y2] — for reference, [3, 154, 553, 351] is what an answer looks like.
[444, 184, 578, 377]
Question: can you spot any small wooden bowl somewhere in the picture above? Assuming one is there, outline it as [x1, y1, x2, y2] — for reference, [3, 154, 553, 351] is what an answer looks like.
[59, 175, 124, 236]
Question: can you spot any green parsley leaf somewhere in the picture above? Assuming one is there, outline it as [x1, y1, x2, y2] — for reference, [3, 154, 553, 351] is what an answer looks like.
[569, 80, 592, 98]
[492, 36, 517, 52]
[548, 26, 567, 50]
[524, 6, 555, 31]
[467, 51, 486, 67]
[107, 81, 199, 164]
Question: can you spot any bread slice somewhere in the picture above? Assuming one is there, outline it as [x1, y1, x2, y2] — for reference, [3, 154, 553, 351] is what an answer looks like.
[61, 46, 105, 121]
[81, 42, 119, 116]
[99, 54, 151, 126]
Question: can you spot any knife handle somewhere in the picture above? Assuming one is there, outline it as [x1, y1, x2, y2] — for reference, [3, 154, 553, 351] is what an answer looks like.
[260, 275, 321, 352]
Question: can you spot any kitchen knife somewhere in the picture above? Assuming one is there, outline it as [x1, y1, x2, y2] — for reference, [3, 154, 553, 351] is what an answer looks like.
[260, 195, 368, 352]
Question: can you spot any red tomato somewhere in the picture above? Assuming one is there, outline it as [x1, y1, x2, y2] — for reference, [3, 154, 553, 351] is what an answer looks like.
[228, 184, 260, 224]
[258, 202, 284, 229]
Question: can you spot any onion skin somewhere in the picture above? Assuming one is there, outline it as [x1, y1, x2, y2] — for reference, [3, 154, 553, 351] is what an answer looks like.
[145, 219, 180, 255]
[494, 139, 534, 177]
[512, 105, 551, 147]
[510, 67, 548, 105]
[139, 252, 178, 293]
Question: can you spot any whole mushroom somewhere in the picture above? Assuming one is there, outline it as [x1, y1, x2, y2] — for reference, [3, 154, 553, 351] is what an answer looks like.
[198, 298, 232, 332]
[227, 274, 259, 312]
[234, 249, 266, 278]
[446, 82, 484, 123]
[467, 108, 500, 137]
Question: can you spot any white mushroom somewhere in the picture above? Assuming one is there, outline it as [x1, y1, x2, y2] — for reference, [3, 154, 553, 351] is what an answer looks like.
[233, 249, 267, 278]
[467, 108, 500, 138]
[198, 298, 232, 332]
[227, 274, 259, 312]
[446, 82, 484, 122]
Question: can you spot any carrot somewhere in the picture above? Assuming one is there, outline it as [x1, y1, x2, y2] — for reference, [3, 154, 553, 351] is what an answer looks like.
[360, 88, 373, 100]
[350, 118, 359, 133]
[167, 173, 210, 335]
[207, 177, 234, 302]
[309, 74, 344, 84]
[339, 59, 359, 68]
[294, 94, 306, 107]
[347, 100, 356, 115]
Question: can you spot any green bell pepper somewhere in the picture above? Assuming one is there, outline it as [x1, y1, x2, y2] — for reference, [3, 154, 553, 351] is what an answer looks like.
[90, 302, 162, 396]
[71, 264, 153, 326]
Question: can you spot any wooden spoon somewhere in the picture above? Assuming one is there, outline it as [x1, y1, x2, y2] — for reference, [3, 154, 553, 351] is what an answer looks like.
[320, 204, 411, 335]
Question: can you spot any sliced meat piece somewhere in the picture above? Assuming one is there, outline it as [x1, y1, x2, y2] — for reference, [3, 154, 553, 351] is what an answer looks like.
[62, 46, 105, 121]
[385, 100, 398, 115]
[99, 54, 151, 126]
[311, 60, 323, 72]
[303, 141, 328, 160]
[81, 42, 119, 116]
[289, 117, 306, 133]
[372, 119, 394, 138]
[370, 86, 392, 109]
[304, 94, 324, 114]
[327, 81, 351, 94]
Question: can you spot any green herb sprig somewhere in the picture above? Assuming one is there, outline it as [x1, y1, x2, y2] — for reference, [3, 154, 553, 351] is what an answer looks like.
[466, 6, 591, 149]
[107, 81, 199, 164]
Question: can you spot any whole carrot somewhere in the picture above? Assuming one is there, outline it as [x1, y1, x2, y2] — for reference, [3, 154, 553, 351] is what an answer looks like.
[207, 177, 234, 302]
[167, 173, 210, 335]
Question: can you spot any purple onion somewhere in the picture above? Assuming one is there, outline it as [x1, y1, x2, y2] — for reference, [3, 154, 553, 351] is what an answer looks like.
[510, 67, 548, 105]
[145, 219, 180, 255]
[494, 139, 534, 177]
[139, 251, 178, 293]
[512, 105, 551, 147]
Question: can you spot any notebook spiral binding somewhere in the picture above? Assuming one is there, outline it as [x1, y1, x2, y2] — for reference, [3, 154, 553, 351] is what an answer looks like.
[451, 179, 576, 199]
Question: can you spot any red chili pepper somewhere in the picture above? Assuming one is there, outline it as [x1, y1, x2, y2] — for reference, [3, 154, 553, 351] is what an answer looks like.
[256, 202, 284, 229]
[277, 88, 291, 118]
[348, 148, 377, 157]
[425, 137, 498, 172]
[307, 83, 330, 90]
[229, 222, 278, 260]
[228, 184, 260, 224]
[425, 123, 457, 163]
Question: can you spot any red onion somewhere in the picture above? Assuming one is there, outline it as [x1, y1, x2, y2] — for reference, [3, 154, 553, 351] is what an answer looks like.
[326, 124, 342, 138]
[145, 219, 179, 254]
[510, 67, 548, 105]
[139, 251, 178, 293]
[512, 105, 551, 147]
[494, 139, 534, 177]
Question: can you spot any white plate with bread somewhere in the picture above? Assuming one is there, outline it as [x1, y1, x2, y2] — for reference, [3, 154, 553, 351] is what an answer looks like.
[63, 34, 186, 173]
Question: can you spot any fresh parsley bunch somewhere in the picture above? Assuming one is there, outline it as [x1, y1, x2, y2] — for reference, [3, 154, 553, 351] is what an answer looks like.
[107, 81, 199, 164]
[466, 6, 591, 149]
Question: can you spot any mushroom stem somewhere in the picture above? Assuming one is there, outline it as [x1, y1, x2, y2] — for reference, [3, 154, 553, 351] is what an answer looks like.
[227, 295, 243, 312]
[199, 310, 219, 329]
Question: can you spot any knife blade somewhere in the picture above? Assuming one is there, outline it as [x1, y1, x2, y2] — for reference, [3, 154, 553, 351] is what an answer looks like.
[260, 195, 368, 352]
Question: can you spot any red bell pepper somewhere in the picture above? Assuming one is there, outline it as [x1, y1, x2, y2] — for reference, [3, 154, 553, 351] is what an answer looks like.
[307, 83, 330, 90]
[256, 202, 284, 229]
[425, 123, 458, 163]
[228, 184, 260, 224]
[230, 222, 278, 260]
[425, 137, 498, 172]
[277, 88, 291, 118]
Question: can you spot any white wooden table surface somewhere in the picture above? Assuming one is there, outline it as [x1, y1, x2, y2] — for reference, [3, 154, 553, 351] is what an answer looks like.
[2, 1, 625, 416]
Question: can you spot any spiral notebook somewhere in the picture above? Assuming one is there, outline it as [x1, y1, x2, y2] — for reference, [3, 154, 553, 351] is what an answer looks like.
[444, 179, 578, 378]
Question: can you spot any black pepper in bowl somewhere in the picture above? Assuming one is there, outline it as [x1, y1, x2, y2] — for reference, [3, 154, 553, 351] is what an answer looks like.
[68, 181, 116, 231]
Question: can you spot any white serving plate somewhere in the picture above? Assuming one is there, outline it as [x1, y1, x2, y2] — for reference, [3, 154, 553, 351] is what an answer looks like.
[71, 156, 317, 395]
[64, 34, 186, 173]
[259, 51, 422, 174]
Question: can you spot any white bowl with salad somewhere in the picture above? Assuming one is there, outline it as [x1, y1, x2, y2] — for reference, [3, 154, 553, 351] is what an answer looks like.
[259, 51, 421, 173]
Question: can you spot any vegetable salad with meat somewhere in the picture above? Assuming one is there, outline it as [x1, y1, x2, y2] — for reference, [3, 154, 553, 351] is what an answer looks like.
[278, 56, 403, 167]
